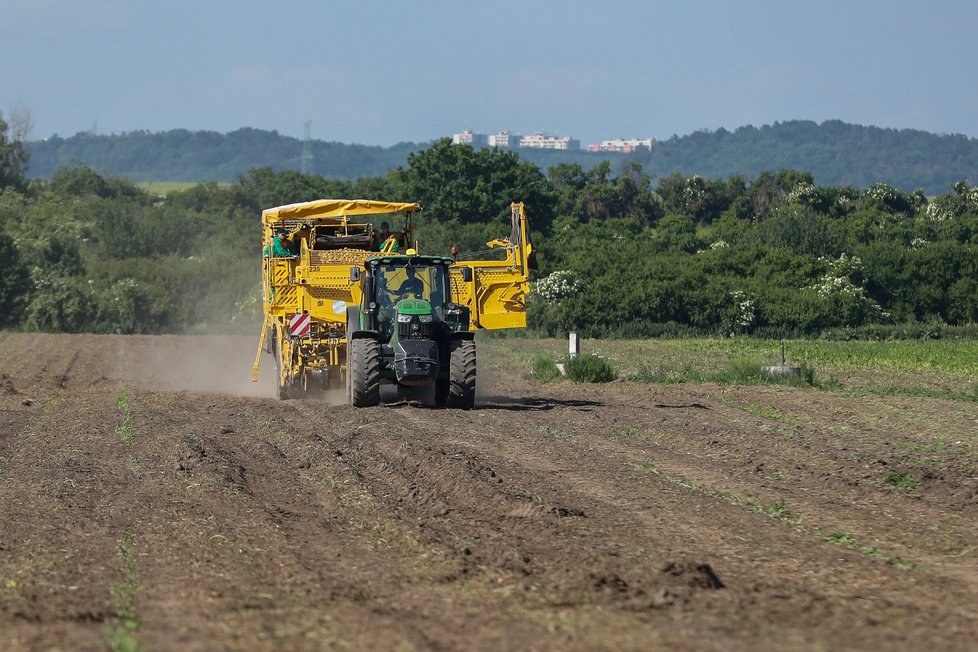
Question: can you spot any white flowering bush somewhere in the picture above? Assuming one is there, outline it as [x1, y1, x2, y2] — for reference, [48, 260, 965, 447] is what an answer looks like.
[925, 201, 952, 222]
[808, 254, 864, 298]
[682, 176, 706, 206]
[861, 183, 921, 215]
[727, 290, 756, 335]
[786, 182, 818, 206]
[710, 240, 729, 250]
[109, 278, 139, 303]
[806, 254, 883, 324]
[29, 265, 48, 288]
[910, 237, 928, 249]
[864, 183, 899, 204]
[533, 270, 587, 304]
[926, 181, 978, 220]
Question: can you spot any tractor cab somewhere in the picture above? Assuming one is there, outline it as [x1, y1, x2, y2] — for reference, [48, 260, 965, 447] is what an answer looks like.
[357, 254, 468, 331]
[347, 253, 474, 406]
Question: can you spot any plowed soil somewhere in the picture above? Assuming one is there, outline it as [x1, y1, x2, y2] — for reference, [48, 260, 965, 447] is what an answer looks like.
[1, 332, 976, 651]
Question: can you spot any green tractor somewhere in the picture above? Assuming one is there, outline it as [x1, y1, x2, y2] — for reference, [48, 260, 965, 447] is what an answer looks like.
[346, 253, 477, 408]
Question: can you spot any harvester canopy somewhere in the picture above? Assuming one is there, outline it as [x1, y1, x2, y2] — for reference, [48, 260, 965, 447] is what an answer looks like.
[262, 199, 422, 223]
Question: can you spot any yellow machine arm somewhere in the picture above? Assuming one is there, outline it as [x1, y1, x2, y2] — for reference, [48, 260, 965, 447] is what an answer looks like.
[449, 202, 534, 330]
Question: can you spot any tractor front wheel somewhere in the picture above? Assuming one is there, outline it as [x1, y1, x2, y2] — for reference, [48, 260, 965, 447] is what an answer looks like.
[349, 338, 381, 407]
[446, 340, 476, 409]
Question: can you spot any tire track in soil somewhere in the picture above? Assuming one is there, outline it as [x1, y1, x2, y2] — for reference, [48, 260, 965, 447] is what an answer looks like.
[368, 396, 978, 649]
[120, 395, 455, 651]
[566, 384, 978, 582]
[326, 406, 725, 608]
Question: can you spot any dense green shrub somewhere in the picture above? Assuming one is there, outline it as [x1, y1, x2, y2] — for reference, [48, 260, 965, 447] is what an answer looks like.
[564, 354, 617, 383]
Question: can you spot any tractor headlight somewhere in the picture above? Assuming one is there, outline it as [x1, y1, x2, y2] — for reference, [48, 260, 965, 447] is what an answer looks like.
[397, 313, 413, 323]
[418, 314, 433, 323]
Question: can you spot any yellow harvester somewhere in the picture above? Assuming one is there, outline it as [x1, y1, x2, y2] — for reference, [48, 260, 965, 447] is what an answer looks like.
[253, 199, 533, 406]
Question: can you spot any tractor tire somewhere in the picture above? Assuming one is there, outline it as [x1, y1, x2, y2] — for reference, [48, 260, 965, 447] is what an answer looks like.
[446, 340, 476, 409]
[349, 337, 381, 407]
[277, 380, 290, 401]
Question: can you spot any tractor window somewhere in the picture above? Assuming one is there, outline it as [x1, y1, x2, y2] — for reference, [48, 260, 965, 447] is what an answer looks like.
[376, 264, 450, 317]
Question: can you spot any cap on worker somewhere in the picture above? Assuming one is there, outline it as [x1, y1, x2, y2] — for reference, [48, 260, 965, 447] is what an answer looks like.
[276, 228, 289, 236]
[380, 222, 390, 229]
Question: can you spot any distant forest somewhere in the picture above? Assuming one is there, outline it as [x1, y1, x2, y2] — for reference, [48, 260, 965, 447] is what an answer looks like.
[25, 120, 978, 195]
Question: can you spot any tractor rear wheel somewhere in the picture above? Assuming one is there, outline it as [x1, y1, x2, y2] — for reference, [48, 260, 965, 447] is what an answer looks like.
[349, 338, 381, 407]
[447, 340, 476, 409]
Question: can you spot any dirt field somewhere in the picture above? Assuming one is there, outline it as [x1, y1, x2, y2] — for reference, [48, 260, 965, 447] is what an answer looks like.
[1, 332, 976, 651]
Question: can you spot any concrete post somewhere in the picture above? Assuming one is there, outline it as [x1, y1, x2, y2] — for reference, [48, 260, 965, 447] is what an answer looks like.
[569, 332, 580, 359]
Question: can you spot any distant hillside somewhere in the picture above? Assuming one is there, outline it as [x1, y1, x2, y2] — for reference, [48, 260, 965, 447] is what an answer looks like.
[25, 128, 421, 182]
[24, 120, 978, 194]
[648, 120, 978, 194]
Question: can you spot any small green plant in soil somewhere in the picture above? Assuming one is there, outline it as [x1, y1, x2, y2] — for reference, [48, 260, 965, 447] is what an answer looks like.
[105, 529, 142, 652]
[818, 530, 917, 569]
[537, 425, 563, 437]
[615, 425, 637, 438]
[883, 469, 923, 492]
[624, 459, 797, 523]
[631, 459, 660, 475]
[115, 387, 134, 444]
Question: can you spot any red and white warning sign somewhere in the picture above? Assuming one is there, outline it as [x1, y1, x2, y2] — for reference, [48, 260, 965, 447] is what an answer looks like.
[288, 313, 311, 337]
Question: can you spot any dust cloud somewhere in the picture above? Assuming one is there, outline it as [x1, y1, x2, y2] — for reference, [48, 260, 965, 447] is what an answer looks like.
[113, 335, 276, 398]
[108, 333, 507, 404]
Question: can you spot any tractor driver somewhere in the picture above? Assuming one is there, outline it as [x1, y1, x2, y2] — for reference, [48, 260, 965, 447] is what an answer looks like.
[394, 266, 424, 299]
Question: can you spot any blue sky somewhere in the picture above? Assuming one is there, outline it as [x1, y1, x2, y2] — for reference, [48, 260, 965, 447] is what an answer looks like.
[3, 0, 977, 146]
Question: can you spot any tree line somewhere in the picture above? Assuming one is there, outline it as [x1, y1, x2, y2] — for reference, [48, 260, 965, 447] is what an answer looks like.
[24, 120, 978, 195]
[2, 129, 978, 338]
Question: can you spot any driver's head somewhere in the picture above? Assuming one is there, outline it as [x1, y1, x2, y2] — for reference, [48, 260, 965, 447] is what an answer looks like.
[405, 267, 415, 278]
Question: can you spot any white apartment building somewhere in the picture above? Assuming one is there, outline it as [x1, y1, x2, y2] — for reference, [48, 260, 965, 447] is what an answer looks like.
[587, 138, 654, 153]
[451, 130, 488, 146]
[488, 130, 522, 148]
[519, 132, 581, 150]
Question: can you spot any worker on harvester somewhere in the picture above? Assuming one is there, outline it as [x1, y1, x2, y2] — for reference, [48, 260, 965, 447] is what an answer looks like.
[264, 228, 297, 258]
[372, 222, 398, 251]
